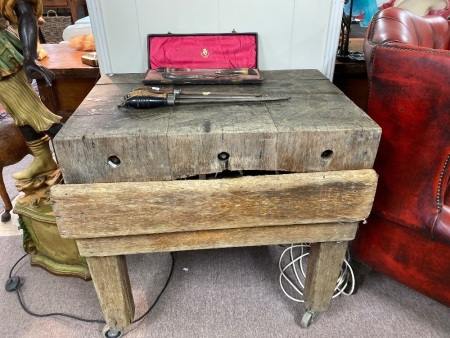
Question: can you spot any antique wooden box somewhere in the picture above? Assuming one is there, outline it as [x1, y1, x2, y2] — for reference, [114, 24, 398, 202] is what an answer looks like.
[142, 33, 263, 85]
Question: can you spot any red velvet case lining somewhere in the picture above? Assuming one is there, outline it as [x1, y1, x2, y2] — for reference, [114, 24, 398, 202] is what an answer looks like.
[147, 33, 258, 69]
[143, 33, 262, 85]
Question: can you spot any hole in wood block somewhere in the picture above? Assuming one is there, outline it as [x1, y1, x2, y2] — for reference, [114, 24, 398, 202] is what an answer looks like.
[321, 150, 334, 160]
[217, 152, 230, 161]
[107, 155, 121, 168]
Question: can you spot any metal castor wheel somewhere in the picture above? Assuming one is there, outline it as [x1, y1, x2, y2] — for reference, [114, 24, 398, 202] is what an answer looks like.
[300, 309, 316, 328]
[102, 325, 123, 338]
[344, 259, 372, 295]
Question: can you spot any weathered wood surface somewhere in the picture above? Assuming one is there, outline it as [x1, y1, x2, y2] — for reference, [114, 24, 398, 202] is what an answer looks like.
[94, 69, 327, 85]
[51, 169, 377, 239]
[53, 70, 381, 183]
[304, 241, 348, 312]
[86, 256, 134, 329]
[76, 222, 358, 257]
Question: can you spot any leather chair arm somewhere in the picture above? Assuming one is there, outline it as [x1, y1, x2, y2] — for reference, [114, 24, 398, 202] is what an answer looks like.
[367, 42, 450, 81]
[366, 40, 450, 244]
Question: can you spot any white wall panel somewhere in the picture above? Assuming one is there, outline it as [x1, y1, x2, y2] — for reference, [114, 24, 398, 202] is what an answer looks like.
[134, 0, 220, 73]
[88, 0, 343, 77]
[217, 0, 295, 70]
[291, 0, 331, 70]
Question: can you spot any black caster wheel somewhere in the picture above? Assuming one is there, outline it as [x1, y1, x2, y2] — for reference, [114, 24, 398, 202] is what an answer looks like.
[102, 325, 123, 338]
[1, 210, 11, 223]
[300, 309, 316, 328]
[345, 259, 372, 295]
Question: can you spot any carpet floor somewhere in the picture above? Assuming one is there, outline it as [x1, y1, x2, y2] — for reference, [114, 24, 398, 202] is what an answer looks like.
[1, 235, 449, 338]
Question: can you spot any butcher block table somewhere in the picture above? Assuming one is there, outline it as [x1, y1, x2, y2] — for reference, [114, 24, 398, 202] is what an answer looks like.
[51, 70, 381, 337]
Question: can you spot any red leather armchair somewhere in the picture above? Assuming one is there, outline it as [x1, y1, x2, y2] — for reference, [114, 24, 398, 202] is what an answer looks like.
[350, 7, 450, 306]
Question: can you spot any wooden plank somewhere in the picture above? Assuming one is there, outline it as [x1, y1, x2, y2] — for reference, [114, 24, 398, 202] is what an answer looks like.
[304, 241, 348, 312]
[86, 256, 134, 329]
[53, 83, 173, 183]
[270, 94, 380, 172]
[51, 169, 377, 239]
[166, 103, 278, 178]
[75, 222, 358, 257]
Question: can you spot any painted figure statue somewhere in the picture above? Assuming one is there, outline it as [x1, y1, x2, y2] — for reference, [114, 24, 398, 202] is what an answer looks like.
[0, 1, 90, 279]
[0, 0, 63, 181]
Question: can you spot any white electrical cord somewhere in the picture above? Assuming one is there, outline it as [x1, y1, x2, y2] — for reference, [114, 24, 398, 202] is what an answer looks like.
[278, 244, 355, 302]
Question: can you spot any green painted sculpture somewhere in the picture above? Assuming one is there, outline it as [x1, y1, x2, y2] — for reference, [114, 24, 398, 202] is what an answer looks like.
[1, 1, 90, 280]
[0, 0, 62, 181]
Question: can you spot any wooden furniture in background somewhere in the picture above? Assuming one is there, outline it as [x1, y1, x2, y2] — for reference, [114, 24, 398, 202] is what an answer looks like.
[36, 44, 100, 122]
[51, 70, 381, 335]
[333, 38, 368, 112]
[42, 0, 87, 23]
[0, 121, 30, 223]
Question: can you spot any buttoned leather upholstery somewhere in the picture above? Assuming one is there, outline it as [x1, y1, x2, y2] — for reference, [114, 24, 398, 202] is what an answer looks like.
[350, 7, 450, 306]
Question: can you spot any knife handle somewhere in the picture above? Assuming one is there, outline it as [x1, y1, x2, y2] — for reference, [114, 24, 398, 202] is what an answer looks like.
[122, 95, 169, 109]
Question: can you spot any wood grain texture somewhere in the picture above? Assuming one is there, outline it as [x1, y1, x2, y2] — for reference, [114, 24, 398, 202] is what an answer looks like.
[75, 222, 358, 256]
[304, 241, 348, 312]
[39, 44, 98, 77]
[36, 44, 100, 122]
[51, 169, 377, 239]
[86, 256, 134, 329]
[53, 70, 381, 183]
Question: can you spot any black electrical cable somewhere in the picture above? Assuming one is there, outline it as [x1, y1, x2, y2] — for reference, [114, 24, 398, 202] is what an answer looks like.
[132, 252, 175, 324]
[8, 253, 28, 279]
[7, 252, 175, 325]
[7, 253, 103, 323]
[15, 287, 106, 323]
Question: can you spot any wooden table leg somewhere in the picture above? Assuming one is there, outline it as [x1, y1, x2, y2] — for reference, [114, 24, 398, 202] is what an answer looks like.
[302, 240, 348, 326]
[68, 0, 86, 22]
[86, 255, 135, 335]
